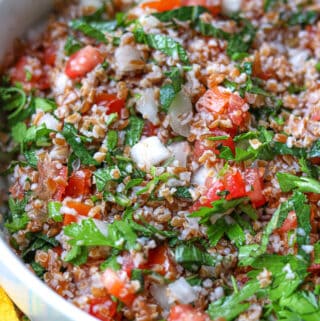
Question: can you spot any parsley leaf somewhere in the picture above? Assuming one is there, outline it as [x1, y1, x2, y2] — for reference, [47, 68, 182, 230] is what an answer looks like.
[64, 245, 88, 266]
[277, 172, 320, 194]
[62, 123, 98, 166]
[70, 20, 108, 43]
[64, 36, 83, 56]
[133, 26, 189, 64]
[286, 10, 318, 27]
[125, 116, 144, 147]
[153, 5, 208, 22]
[48, 201, 62, 222]
[174, 186, 192, 200]
[5, 197, 29, 233]
[94, 166, 121, 192]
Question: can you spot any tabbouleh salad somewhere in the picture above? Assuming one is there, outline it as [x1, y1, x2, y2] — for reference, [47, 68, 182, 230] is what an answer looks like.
[1, 0, 320, 320]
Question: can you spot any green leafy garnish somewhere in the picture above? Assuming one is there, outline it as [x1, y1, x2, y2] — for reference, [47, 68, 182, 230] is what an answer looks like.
[64, 245, 88, 266]
[277, 172, 320, 194]
[48, 201, 62, 222]
[64, 36, 83, 56]
[174, 186, 192, 200]
[125, 116, 144, 146]
[153, 5, 208, 22]
[62, 123, 98, 166]
[5, 197, 29, 233]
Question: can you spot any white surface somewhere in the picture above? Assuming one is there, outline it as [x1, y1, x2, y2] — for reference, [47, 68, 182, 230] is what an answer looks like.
[0, 1, 97, 320]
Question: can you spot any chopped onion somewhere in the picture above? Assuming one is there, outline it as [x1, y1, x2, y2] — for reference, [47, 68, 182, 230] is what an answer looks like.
[168, 141, 190, 167]
[167, 277, 197, 304]
[150, 284, 170, 310]
[38, 113, 59, 131]
[168, 91, 193, 137]
[131, 136, 171, 169]
[221, 0, 242, 14]
[115, 45, 145, 74]
[93, 219, 109, 237]
[136, 88, 159, 125]
[191, 166, 210, 186]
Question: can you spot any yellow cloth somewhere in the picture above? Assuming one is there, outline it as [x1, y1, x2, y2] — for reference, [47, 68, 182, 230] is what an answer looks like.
[0, 287, 19, 321]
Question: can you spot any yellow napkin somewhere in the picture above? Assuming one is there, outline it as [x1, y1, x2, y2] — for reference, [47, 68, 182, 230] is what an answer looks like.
[0, 287, 20, 321]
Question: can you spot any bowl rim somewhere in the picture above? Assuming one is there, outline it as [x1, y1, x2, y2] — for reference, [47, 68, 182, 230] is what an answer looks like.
[0, 237, 98, 321]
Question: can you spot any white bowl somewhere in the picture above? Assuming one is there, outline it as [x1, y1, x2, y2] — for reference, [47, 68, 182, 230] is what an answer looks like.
[0, 1, 97, 320]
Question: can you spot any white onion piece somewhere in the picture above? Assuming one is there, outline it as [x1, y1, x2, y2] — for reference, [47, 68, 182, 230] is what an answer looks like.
[38, 113, 59, 131]
[115, 45, 145, 74]
[131, 136, 171, 170]
[191, 166, 210, 186]
[136, 88, 159, 125]
[150, 284, 170, 310]
[167, 277, 197, 304]
[168, 141, 190, 167]
[221, 0, 242, 14]
[168, 91, 193, 137]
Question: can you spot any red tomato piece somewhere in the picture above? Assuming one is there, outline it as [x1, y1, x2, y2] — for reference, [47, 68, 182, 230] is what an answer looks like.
[141, 0, 181, 12]
[102, 269, 136, 306]
[65, 169, 92, 198]
[10, 56, 50, 90]
[88, 296, 117, 321]
[307, 264, 320, 274]
[65, 201, 93, 216]
[228, 93, 248, 127]
[142, 121, 159, 137]
[65, 45, 103, 79]
[210, 129, 235, 155]
[206, 179, 225, 203]
[277, 211, 297, 234]
[222, 170, 246, 200]
[244, 168, 266, 208]
[95, 93, 125, 115]
[168, 304, 209, 321]
[121, 253, 135, 278]
[52, 166, 68, 201]
[63, 214, 78, 226]
[311, 107, 320, 121]
[196, 87, 230, 113]
[44, 46, 56, 66]
[147, 245, 176, 277]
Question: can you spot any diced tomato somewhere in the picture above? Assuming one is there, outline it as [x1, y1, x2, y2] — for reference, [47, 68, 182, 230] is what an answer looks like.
[196, 87, 230, 113]
[244, 168, 266, 208]
[182, 0, 221, 15]
[206, 179, 225, 203]
[63, 214, 77, 226]
[141, 0, 181, 12]
[52, 246, 63, 256]
[102, 269, 136, 306]
[223, 170, 246, 200]
[66, 201, 93, 216]
[168, 304, 209, 321]
[44, 46, 56, 66]
[52, 166, 68, 201]
[88, 296, 117, 321]
[307, 264, 320, 274]
[142, 121, 159, 137]
[65, 169, 92, 198]
[146, 245, 176, 278]
[65, 45, 103, 79]
[311, 107, 320, 121]
[228, 94, 248, 127]
[95, 93, 125, 115]
[277, 211, 297, 234]
[10, 56, 50, 90]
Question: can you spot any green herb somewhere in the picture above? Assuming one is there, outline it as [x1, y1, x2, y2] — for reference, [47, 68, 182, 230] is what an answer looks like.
[153, 5, 208, 22]
[94, 166, 121, 192]
[5, 197, 29, 233]
[190, 197, 248, 223]
[133, 26, 189, 64]
[106, 130, 118, 151]
[22, 233, 59, 262]
[24, 124, 53, 148]
[208, 280, 260, 321]
[125, 116, 144, 146]
[131, 269, 144, 292]
[288, 84, 306, 95]
[31, 262, 46, 278]
[316, 62, 320, 72]
[207, 135, 230, 141]
[70, 20, 107, 43]
[286, 10, 318, 27]
[125, 178, 144, 191]
[100, 255, 121, 271]
[64, 245, 88, 266]
[175, 244, 216, 269]
[314, 242, 320, 264]
[174, 186, 192, 200]
[226, 21, 256, 60]
[24, 150, 38, 168]
[64, 36, 83, 56]
[62, 123, 98, 166]
[277, 172, 320, 194]
[197, 20, 230, 39]
[48, 201, 62, 222]
[308, 139, 320, 159]
[34, 97, 56, 112]
[11, 122, 27, 147]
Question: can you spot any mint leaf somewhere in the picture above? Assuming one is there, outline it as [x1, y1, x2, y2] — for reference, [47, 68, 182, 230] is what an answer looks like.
[125, 116, 144, 146]
[277, 172, 320, 194]
[153, 5, 208, 22]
